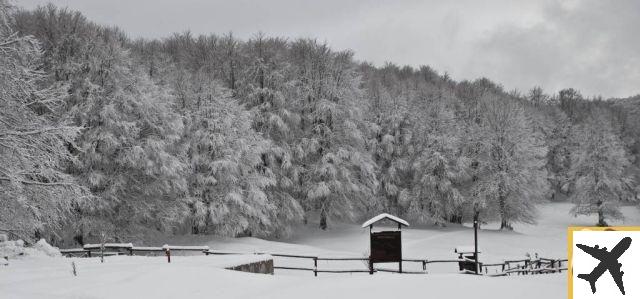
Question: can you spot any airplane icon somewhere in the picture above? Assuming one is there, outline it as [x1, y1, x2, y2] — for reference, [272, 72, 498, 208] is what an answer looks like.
[576, 237, 632, 295]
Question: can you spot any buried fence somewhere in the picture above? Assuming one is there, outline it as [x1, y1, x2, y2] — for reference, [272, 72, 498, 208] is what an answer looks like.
[484, 257, 568, 276]
[59, 243, 566, 277]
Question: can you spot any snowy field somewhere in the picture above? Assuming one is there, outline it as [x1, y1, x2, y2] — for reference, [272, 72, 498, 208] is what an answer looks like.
[2, 202, 639, 299]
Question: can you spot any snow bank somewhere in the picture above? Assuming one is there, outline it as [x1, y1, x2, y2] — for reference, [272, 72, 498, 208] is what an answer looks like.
[0, 239, 61, 259]
[32, 239, 62, 257]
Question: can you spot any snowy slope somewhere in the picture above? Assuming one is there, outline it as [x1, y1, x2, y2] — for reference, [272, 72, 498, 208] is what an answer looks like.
[0, 256, 563, 299]
[1, 202, 639, 299]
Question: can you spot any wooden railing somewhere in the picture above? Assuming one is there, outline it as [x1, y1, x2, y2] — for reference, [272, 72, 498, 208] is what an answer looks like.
[59, 243, 566, 277]
[482, 258, 568, 276]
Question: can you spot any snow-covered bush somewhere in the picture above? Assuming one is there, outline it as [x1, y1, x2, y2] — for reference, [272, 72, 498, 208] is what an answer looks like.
[0, 239, 61, 259]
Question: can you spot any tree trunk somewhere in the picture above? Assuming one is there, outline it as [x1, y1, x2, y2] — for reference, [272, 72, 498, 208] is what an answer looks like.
[449, 206, 463, 224]
[597, 210, 608, 227]
[500, 220, 513, 230]
[319, 209, 327, 230]
[498, 196, 511, 230]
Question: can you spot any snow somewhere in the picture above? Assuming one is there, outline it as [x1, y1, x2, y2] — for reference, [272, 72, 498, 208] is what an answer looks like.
[362, 213, 410, 228]
[84, 243, 134, 249]
[0, 239, 60, 259]
[131, 247, 163, 251]
[162, 245, 209, 251]
[0, 255, 561, 299]
[455, 246, 481, 254]
[32, 239, 63, 257]
[1, 202, 639, 299]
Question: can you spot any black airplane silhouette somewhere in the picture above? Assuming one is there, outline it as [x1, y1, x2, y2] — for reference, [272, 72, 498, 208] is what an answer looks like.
[576, 237, 632, 295]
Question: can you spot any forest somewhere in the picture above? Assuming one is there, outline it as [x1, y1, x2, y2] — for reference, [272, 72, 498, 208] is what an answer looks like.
[1, 2, 639, 245]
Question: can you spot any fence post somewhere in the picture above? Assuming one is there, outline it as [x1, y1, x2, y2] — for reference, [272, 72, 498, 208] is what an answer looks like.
[557, 260, 562, 273]
[369, 258, 374, 275]
[165, 248, 171, 263]
[314, 257, 318, 277]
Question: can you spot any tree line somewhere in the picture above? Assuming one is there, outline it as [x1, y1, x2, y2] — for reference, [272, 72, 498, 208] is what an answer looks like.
[1, 3, 638, 244]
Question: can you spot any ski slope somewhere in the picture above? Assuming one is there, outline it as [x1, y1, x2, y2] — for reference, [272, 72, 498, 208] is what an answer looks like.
[1, 202, 639, 299]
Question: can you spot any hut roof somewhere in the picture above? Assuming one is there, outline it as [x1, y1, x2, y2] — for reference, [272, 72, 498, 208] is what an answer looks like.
[361, 213, 409, 228]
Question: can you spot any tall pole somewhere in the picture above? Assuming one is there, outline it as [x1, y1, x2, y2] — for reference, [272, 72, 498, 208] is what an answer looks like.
[474, 218, 479, 274]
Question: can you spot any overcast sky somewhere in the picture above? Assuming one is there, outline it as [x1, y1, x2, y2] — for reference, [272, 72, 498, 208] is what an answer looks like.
[17, 0, 640, 98]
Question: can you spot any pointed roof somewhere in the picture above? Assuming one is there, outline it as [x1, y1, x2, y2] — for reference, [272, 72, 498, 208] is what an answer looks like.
[361, 213, 409, 228]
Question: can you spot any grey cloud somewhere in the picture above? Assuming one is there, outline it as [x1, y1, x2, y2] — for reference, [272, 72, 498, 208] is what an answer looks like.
[16, 0, 640, 98]
[467, 0, 640, 98]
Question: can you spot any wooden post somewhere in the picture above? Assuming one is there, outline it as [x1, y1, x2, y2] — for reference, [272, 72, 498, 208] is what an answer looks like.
[314, 257, 318, 277]
[473, 219, 479, 275]
[398, 227, 402, 274]
[165, 248, 171, 263]
[369, 258, 374, 275]
[558, 260, 562, 273]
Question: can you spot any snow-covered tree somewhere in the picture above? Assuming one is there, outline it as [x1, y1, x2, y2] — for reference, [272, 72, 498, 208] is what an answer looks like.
[366, 68, 414, 216]
[408, 95, 468, 225]
[0, 0, 85, 236]
[570, 110, 634, 226]
[178, 71, 280, 236]
[67, 40, 188, 240]
[472, 95, 549, 229]
[290, 40, 378, 229]
[236, 34, 304, 236]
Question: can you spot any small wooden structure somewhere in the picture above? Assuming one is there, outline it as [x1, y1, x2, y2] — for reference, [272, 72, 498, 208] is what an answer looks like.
[455, 246, 481, 273]
[362, 213, 409, 274]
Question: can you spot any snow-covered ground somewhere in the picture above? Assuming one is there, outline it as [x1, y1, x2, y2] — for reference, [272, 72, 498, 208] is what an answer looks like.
[1, 202, 639, 299]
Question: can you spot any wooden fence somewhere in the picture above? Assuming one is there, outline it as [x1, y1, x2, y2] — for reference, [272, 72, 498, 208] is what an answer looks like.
[482, 258, 568, 276]
[60, 243, 566, 277]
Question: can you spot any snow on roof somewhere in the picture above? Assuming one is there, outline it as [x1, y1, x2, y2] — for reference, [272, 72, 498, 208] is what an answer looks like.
[455, 246, 481, 253]
[361, 213, 409, 228]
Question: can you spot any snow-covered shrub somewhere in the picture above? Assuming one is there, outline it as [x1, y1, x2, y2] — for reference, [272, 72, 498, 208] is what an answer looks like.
[0, 239, 61, 258]
[33, 239, 62, 257]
